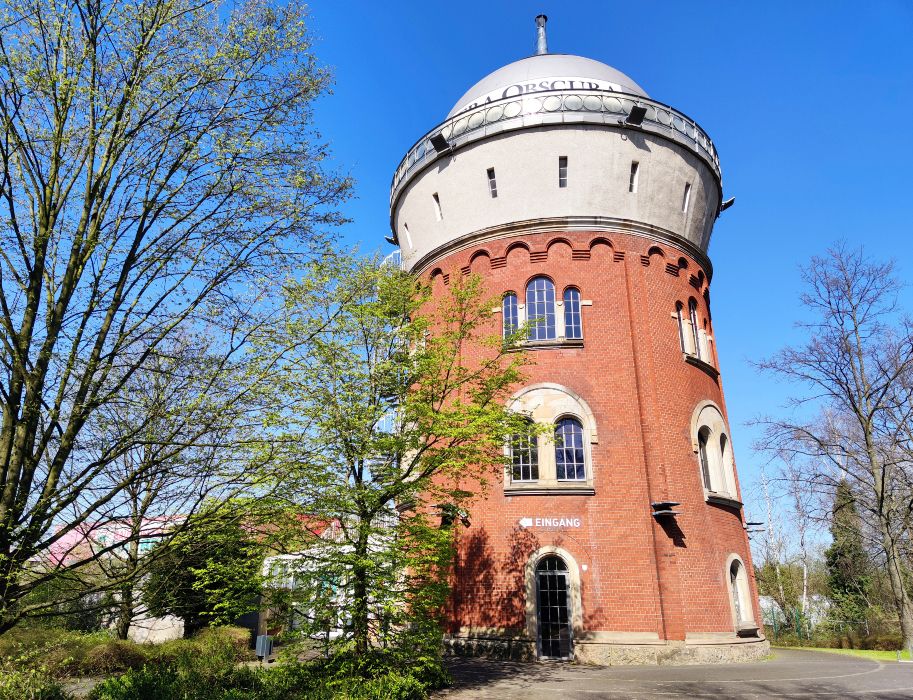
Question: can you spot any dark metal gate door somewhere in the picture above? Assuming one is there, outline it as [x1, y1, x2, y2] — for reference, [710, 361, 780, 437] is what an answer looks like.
[536, 556, 572, 659]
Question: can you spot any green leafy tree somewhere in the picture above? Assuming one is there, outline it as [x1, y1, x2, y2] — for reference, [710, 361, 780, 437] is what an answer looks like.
[0, 0, 349, 632]
[256, 256, 530, 662]
[143, 511, 268, 638]
[825, 480, 872, 626]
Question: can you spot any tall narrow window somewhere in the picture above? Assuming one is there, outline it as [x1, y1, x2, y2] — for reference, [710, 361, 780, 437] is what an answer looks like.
[730, 561, 745, 623]
[487, 168, 498, 198]
[402, 223, 413, 249]
[682, 182, 692, 212]
[502, 293, 518, 337]
[563, 288, 582, 339]
[720, 434, 734, 495]
[689, 299, 701, 360]
[526, 277, 556, 341]
[511, 425, 539, 482]
[698, 428, 712, 491]
[675, 302, 686, 352]
[629, 161, 640, 193]
[432, 192, 443, 221]
[558, 156, 568, 188]
[555, 417, 585, 481]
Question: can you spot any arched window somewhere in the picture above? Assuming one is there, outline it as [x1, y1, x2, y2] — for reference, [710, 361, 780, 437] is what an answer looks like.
[563, 288, 582, 339]
[555, 417, 585, 481]
[675, 302, 687, 353]
[510, 423, 539, 482]
[503, 293, 518, 337]
[728, 558, 753, 627]
[526, 277, 556, 341]
[698, 428, 712, 491]
[720, 434, 735, 495]
[507, 385, 596, 493]
[692, 403, 738, 500]
[688, 299, 701, 360]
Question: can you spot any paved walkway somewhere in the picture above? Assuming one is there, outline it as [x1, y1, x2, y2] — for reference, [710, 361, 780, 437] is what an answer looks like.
[437, 648, 913, 699]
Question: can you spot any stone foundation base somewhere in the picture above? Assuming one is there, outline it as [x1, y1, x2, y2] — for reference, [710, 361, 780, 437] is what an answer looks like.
[445, 632, 770, 666]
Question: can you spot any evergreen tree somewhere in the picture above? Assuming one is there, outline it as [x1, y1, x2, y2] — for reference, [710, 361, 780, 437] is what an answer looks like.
[825, 480, 872, 626]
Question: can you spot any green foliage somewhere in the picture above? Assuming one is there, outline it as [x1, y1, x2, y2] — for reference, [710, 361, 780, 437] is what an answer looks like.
[255, 256, 529, 657]
[0, 626, 252, 679]
[0, 645, 72, 700]
[89, 646, 447, 700]
[768, 628, 903, 651]
[143, 514, 266, 636]
[17, 575, 114, 633]
[825, 480, 872, 625]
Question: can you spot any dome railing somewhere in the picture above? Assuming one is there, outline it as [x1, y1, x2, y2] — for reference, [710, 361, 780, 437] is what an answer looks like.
[390, 90, 721, 207]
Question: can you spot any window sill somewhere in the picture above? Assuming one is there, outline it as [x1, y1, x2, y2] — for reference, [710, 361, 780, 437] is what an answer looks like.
[505, 484, 595, 496]
[706, 493, 742, 510]
[683, 353, 719, 379]
[506, 339, 584, 352]
[736, 623, 760, 638]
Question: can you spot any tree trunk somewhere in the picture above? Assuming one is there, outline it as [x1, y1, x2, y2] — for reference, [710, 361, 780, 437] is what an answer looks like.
[115, 586, 134, 640]
[351, 532, 371, 658]
[882, 531, 913, 649]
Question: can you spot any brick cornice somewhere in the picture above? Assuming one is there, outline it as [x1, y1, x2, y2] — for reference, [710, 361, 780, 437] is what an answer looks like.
[409, 215, 713, 281]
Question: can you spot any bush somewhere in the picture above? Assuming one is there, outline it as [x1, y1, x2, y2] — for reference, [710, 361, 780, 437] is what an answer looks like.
[82, 640, 148, 675]
[0, 648, 72, 700]
[89, 643, 450, 700]
[0, 668, 71, 700]
[766, 626, 904, 652]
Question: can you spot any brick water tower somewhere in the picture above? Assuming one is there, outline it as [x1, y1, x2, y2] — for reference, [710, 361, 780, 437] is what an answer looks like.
[388, 16, 768, 664]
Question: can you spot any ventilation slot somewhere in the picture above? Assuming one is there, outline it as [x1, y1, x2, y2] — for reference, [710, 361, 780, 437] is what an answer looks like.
[402, 223, 413, 249]
[432, 192, 443, 221]
[682, 183, 692, 213]
[629, 161, 639, 193]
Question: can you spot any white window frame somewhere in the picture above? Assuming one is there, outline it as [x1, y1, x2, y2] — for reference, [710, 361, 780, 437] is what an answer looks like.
[691, 401, 739, 502]
[505, 384, 597, 492]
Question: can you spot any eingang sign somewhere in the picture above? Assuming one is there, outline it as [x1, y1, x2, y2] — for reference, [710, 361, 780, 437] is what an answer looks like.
[519, 516, 582, 529]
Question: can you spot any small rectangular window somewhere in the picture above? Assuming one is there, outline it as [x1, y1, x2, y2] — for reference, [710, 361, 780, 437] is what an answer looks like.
[487, 168, 498, 198]
[682, 183, 692, 213]
[629, 161, 639, 193]
[558, 156, 568, 188]
[432, 192, 443, 221]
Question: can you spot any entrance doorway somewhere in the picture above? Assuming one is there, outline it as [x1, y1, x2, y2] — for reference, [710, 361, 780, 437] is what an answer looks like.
[536, 555, 572, 659]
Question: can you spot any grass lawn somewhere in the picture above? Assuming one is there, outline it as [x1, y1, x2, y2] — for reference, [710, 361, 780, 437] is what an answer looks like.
[775, 646, 912, 662]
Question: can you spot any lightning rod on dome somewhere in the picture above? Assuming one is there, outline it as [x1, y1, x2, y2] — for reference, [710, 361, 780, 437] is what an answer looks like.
[535, 15, 548, 55]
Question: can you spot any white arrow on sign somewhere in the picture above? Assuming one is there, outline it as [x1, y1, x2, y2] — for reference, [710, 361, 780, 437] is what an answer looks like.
[519, 517, 533, 528]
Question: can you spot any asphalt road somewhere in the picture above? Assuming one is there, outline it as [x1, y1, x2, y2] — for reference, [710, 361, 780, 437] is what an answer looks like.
[437, 648, 913, 699]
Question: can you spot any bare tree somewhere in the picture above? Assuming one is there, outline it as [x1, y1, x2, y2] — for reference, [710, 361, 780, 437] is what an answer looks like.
[757, 244, 913, 648]
[0, 0, 349, 632]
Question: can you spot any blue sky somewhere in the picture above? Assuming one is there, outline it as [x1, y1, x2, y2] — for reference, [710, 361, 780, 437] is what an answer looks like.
[305, 1, 913, 533]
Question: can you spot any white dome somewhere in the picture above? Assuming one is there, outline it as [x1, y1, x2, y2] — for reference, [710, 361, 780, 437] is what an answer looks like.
[448, 54, 649, 118]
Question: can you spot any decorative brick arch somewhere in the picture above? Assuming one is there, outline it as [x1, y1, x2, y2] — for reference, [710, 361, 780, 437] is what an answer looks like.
[510, 383, 598, 443]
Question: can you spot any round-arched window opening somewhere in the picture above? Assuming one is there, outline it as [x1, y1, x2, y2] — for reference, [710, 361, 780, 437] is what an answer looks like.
[535, 555, 571, 659]
[729, 559, 751, 626]
[698, 427, 712, 491]
[555, 417, 585, 481]
[537, 555, 568, 572]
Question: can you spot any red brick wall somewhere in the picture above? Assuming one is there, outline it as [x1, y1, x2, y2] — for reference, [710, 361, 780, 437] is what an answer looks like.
[424, 229, 761, 639]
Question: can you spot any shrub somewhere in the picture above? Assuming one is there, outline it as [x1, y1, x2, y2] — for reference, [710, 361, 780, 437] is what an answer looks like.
[82, 640, 148, 675]
[0, 648, 72, 700]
